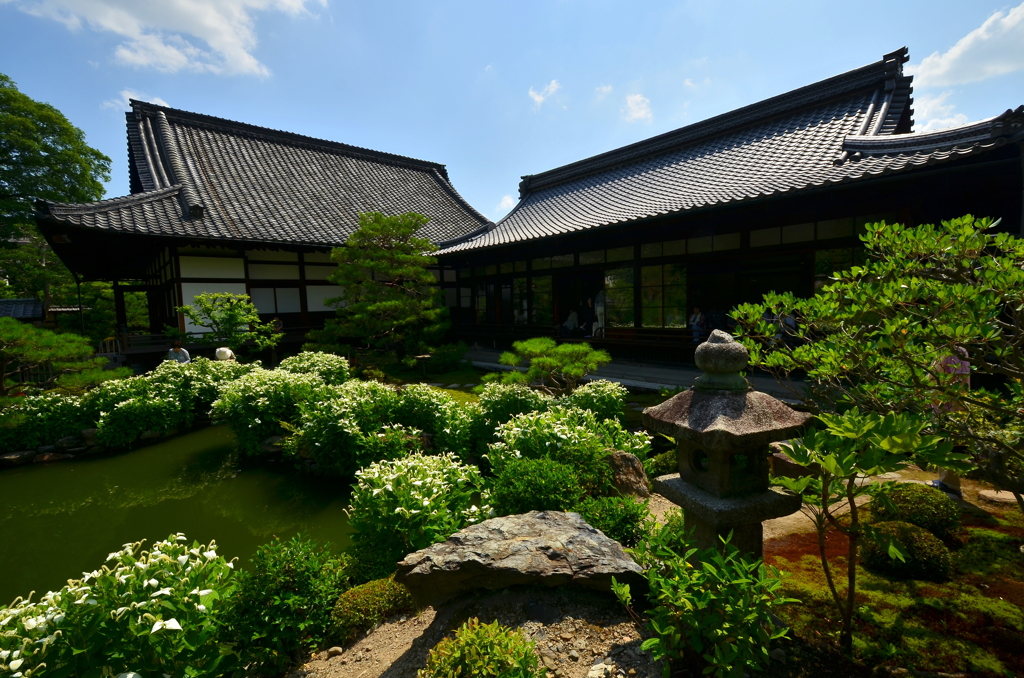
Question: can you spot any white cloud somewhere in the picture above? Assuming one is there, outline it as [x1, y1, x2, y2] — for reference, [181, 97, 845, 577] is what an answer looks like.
[102, 88, 169, 109]
[6, 0, 326, 76]
[914, 91, 969, 132]
[495, 195, 515, 215]
[684, 78, 695, 88]
[910, 2, 1024, 87]
[528, 79, 561, 106]
[595, 84, 612, 100]
[623, 93, 652, 122]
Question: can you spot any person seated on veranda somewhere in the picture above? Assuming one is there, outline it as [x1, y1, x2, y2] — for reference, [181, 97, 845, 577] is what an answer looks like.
[167, 340, 190, 364]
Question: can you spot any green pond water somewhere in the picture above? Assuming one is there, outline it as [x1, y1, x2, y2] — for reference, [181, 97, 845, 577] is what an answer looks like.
[0, 426, 353, 606]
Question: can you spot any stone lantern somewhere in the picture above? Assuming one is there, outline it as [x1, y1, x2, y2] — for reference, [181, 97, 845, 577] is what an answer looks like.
[642, 330, 811, 559]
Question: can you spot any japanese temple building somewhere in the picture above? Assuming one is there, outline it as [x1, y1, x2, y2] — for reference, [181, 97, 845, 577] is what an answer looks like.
[36, 47, 1024, 361]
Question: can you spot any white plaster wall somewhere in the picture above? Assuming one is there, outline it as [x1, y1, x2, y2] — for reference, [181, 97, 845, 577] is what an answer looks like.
[178, 256, 245, 279]
[306, 285, 344, 312]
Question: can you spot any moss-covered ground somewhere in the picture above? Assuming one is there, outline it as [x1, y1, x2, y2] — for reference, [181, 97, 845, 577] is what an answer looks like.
[762, 499, 1024, 677]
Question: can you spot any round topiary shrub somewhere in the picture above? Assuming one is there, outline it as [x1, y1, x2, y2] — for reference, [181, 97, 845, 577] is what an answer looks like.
[871, 482, 961, 542]
[491, 457, 584, 515]
[330, 575, 413, 644]
[861, 520, 953, 581]
[574, 495, 652, 547]
[559, 379, 628, 423]
[419, 618, 542, 678]
[278, 351, 351, 385]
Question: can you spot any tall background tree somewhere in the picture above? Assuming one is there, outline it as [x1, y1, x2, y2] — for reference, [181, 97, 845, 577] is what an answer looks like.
[0, 73, 110, 240]
[0, 73, 147, 343]
[305, 212, 448, 366]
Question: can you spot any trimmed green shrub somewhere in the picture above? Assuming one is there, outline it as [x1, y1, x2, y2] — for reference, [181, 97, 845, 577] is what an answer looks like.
[330, 575, 414, 644]
[861, 520, 953, 582]
[0, 534, 237, 677]
[489, 406, 650, 495]
[0, 391, 88, 452]
[574, 495, 652, 547]
[478, 382, 552, 425]
[278, 351, 352, 385]
[96, 395, 184, 447]
[433, 400, 482, 463]
[492, 457, 584, 515]
[871, 482, 961, 542]
[419, 618, 542, 678]
[395, 382, 454, 437]
[227, 536, 353, 676]
[80, 373, 153, 423]
[347, 453, 491, 562]
[559, 379, 628, 423]
[211, 368, 323, 456]
[616, 531, 793, 678]
[644, 449, 678, 479]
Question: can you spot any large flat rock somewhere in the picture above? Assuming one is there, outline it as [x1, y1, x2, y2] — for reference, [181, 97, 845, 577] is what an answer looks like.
[395, 511, 645, 608]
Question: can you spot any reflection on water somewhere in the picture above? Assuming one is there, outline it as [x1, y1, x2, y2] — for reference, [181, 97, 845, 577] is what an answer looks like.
[0, 426, 352, 606]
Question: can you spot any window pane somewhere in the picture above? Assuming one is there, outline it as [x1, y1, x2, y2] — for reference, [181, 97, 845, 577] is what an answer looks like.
[551, 254, 574, 268]
[607, 246, 633, 262]
[604, 267, 634, 288]
[641, 242, 663, 258]
[605, 287, 633, 308]
[665, 306, 687, 328]
[514, 260, 527, 272]
[664, 284, 687, 307]
[641, 286, 662, 308]
[664, 239, 686, 256]
[664, 264, 686, 286]
[512, 278, 529, 324]
[641, 265, 663, 287]
[485, 264, 498, 275]
[500, 262, 513, 274]
[531, 276, 553, 325]
[642, 307, 663, 327]
[580, 250, 605, 265]
[607, 307, 634, 327]
[532, 257, 551, 270]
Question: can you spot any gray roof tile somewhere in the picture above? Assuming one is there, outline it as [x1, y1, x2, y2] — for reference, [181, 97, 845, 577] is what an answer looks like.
[441, 49, 1022, 255]
[42, 102, 491, 248]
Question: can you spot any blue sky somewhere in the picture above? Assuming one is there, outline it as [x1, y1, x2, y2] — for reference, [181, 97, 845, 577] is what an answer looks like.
[2, 0, 1023, 221]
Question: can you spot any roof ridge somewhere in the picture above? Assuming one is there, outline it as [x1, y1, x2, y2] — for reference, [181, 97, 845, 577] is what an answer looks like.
[128, 100, 452, 177]
[517, 47, 909, 198]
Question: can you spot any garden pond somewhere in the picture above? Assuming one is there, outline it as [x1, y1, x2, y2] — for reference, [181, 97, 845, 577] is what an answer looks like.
[0, 425, 353, 606]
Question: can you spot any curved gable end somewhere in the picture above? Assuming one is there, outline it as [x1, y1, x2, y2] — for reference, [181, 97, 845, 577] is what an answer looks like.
[41, 101, 491, 249]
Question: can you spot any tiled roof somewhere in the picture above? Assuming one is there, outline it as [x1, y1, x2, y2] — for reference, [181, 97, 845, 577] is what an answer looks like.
[0, 299, 43, 320]
[39, 103, 491, 249]
[440, 49, 1023, 255]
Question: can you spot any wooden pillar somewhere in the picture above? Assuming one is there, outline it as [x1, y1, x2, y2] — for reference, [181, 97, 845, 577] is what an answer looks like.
[113, 280, 129, 350]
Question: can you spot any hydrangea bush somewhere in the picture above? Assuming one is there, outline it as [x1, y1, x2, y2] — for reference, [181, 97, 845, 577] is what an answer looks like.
[0, 534, 237, 678]
[347, 452, 492, 561]
[211, 368, 324, 456]
[277, 352, 351, 386]
[559, 379, 628, 423]
[0, 392, 88, 453]
[489, 406, 650, 494]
